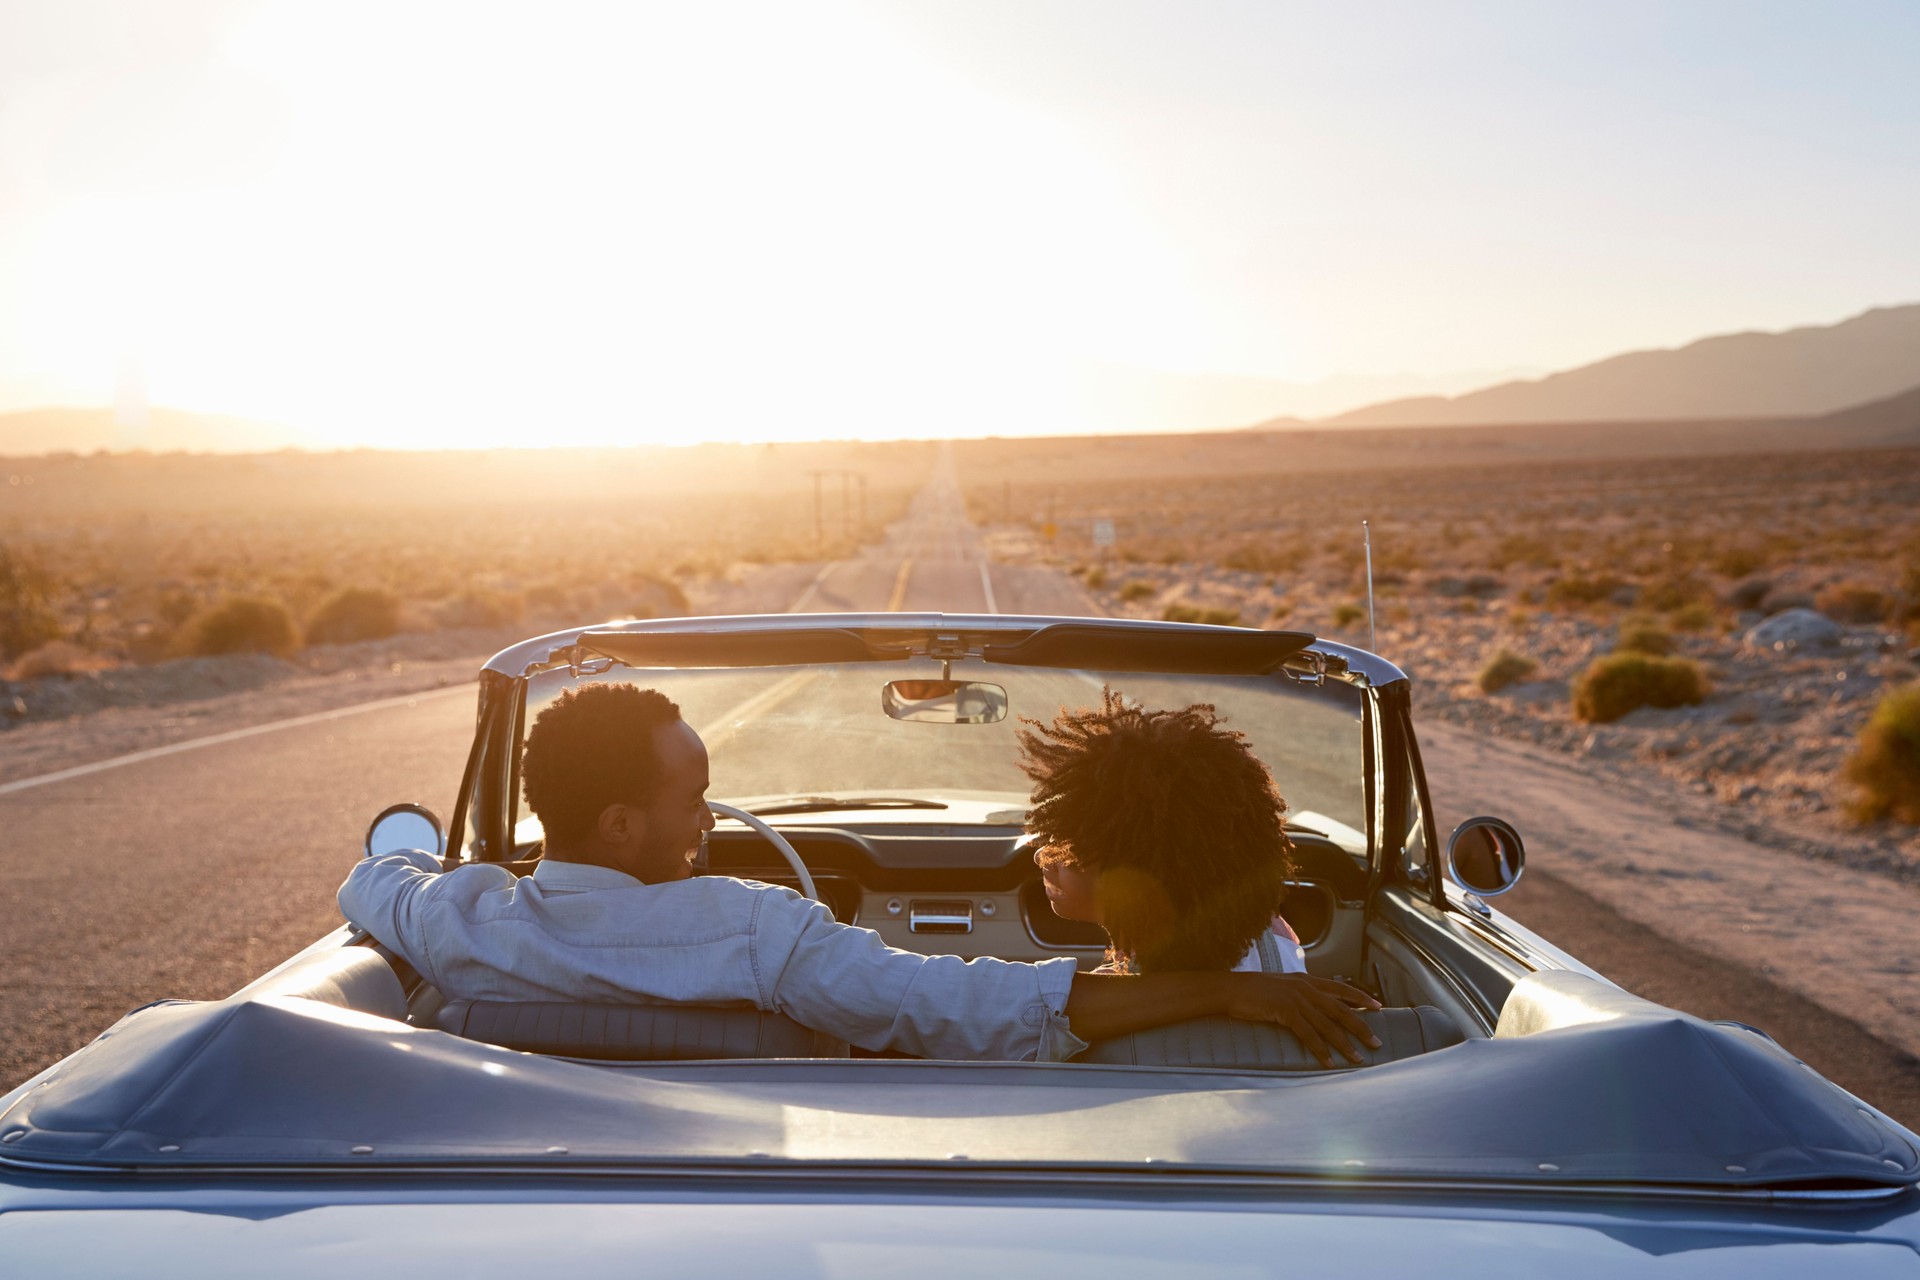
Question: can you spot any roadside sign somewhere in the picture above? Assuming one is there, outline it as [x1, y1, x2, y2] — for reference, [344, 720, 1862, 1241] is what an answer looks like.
[1092, 519, 1116, 548]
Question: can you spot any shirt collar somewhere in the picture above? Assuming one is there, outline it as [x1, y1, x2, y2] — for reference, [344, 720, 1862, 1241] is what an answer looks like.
[531, 859, 645, 891]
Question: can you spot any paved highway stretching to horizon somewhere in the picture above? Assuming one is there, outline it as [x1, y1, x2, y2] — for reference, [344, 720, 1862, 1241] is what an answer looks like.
[3, 457, 1915, 1119]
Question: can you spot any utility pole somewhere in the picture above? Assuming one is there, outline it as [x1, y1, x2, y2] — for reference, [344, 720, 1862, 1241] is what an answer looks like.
[809, 471, 825, 552]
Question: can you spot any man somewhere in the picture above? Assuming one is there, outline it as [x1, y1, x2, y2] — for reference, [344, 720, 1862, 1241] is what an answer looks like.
[340, 682, 1381, 1064]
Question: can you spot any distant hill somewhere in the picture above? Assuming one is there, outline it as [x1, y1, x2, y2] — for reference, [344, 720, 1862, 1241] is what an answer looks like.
[1811, 380, 1920, 443]
[1319, 304, 1920, 428]
[0, 407, 307, 456]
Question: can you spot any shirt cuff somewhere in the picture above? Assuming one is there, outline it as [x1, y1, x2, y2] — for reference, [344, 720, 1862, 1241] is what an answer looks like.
[1031, 956, 1090, 1063]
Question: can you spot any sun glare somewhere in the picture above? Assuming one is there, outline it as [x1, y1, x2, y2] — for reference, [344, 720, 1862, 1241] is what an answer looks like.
[16, 0, 1197, 449]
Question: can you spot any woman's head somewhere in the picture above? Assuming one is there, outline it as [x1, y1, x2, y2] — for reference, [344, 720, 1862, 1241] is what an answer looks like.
[1018, 687, 1295, 973]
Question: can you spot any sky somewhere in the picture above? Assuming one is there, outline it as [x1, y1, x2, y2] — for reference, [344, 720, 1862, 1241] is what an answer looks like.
[1, 0, 1917, 449]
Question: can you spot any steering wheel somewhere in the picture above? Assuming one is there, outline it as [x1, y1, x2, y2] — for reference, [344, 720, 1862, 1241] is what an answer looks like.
[707, 801, 819, 901]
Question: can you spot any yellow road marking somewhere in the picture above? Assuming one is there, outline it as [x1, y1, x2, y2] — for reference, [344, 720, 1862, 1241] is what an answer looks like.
[886, 558, 913, 612]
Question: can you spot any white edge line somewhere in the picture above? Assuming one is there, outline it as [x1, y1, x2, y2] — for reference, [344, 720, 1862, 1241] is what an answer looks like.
[0, 684, 472, 798]
[978, 561, 999, 615]
[787, 562, 838, 613]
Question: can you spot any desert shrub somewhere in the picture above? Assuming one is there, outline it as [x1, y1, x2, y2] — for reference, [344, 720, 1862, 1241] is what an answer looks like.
[1081, 564, 1108, 589]
[1162, 603, 1241, 627]
[1331, 601, 1366, 628]
[6, 639, 104, 680]
[1269, 599, 1293, 622]
[1506, 608, 1531, 630]
[630, 571, 690, 615]
[306, 587, 403, 645]
[1571, 653, 1709, 723]
[1477, 650, 1538, 694]
[1668, 602, 1716, 632]
[1641, 574, 1709, 612]
[1489, 533, 1557, 571]
[186, 596, 301, 658]
[1846, 681, 1920, 824]
[1119, 580, 1155, 603]
[1616, 623, 1674, 656]
[1546, 572, 1625, 607]
[433, 589, 525, 630]
[1223, 542, 1304, 575]
[1711, 545, 1766, 578]
[1816, 582, 1891, 625]
[0, 544, 62, 661]
[1725, 578, 1772, 610]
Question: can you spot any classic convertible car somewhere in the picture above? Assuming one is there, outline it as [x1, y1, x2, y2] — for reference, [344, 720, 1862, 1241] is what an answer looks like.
[3, 613, 1916, 1276]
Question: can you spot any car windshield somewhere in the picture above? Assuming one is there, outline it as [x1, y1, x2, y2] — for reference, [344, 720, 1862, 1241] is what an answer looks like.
[518, 659, 1369, 852]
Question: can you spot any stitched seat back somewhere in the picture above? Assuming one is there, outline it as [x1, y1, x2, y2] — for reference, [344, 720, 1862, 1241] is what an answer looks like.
[437, 1000, 850, 1060]
[1075, 1006, 1464, 1070]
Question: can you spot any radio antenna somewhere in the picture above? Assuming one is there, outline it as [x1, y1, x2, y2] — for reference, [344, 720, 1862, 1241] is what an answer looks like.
[1362, 519, 1377, 653]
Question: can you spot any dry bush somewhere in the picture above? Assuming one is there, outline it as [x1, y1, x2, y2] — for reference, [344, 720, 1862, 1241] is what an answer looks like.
[1669, 602, 1717, 632]
[186, 596, 301, 658]
[306, 587, 404, 645]
[1331, 602, 1365, 627]
[1845, 681, 1920, 824]
[1119, 580, 1155, 602]
[1641, 574, 1710, 612]
[1162, 603, 1241, 626]
[1546, 572, 1626, 607]
[1081, 565, 1108, 589]
[1725, 578, 1772, 610]
[6, 639, 108, 680]
[1477, 650, 1538, 694]
[1711, 545, 1766, 578]
[1616, 623, 1675, 656]
[0, 544, 61, 661]
[1269, 600, 1293, 622]
[1222, 541, 1305, 575]
[1572, 653, 1709, 723]
[432, 590, 524, 630]
[1817, 582, 1891, 625]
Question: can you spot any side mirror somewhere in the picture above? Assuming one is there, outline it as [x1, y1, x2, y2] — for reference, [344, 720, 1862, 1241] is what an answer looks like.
[1444, 816, 1525, 897]
[366, 803, 446, 859]
[881, 679, 1009, 724]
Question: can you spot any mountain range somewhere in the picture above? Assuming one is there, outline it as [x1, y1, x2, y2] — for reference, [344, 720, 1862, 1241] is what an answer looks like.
[1312, 304, 1920, 428]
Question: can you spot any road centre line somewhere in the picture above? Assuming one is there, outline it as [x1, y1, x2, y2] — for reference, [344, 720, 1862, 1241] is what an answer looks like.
[0, 684, 473, 798]
[886, 559, 913, 612]
[977, 562, 999, 615]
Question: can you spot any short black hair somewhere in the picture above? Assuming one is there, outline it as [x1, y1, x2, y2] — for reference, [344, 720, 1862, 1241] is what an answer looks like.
[521, 683, 683, 847]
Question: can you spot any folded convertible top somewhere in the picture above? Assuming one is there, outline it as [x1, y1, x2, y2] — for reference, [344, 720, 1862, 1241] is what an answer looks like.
[5, 973, 1913, 1192]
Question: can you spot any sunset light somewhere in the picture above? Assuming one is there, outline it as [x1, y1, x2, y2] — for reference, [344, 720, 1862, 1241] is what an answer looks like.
[3, 2, 1916, 447]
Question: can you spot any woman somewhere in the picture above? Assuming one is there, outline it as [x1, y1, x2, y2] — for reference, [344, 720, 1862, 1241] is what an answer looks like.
[1018, 687, 1306, 975]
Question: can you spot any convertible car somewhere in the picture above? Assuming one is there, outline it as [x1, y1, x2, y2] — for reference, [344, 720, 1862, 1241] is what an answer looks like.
[3, 613, 1916, 1276]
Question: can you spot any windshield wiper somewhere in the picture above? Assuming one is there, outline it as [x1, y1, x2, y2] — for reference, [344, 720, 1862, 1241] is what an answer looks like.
[742, 795, 951, 816]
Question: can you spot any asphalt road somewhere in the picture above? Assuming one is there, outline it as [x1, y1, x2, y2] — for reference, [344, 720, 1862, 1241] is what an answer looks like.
[4, 463, 1915, 1122]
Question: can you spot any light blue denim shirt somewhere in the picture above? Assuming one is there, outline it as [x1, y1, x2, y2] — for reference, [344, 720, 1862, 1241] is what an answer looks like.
[338, 850, 1087, 1062]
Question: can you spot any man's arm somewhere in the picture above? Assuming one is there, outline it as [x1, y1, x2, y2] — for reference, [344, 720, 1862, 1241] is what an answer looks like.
[337, 849, 448, 980]
[1065, 971, 1382, 1066]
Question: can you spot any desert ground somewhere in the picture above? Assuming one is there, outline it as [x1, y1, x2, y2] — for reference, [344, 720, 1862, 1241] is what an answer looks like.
[2, 425, 1917, 1120]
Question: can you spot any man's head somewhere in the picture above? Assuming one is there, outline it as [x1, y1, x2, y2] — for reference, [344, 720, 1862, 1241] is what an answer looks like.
[520, 682, 713, 883]
[1017, 686, 1294, 973]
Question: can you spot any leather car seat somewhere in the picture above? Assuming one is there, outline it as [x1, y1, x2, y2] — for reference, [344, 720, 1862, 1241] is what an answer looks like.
[437, 1000, 851, 1060]
[1075, 1005, 1464, 1070]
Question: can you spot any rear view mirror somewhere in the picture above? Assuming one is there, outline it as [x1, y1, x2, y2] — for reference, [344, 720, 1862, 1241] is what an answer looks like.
[881, 679, 1009, 724]
[366, 803, 446, 859]
[1444, 816, 1525, 897]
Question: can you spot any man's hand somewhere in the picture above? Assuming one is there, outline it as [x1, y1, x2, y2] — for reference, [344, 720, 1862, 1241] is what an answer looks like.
[1224, 972, 1382, 1066]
